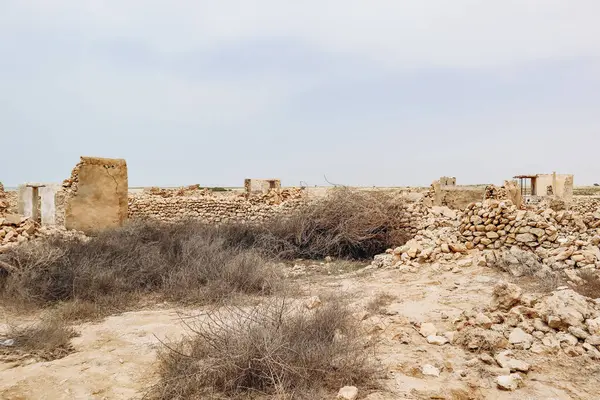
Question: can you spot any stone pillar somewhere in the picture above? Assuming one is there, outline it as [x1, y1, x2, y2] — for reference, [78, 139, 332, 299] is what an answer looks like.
[564, 175, 574, 204]
[31, 186, 40, 222]
[432, 180, 442, 206]
[39, 185, 59, 226]
[552, 171, 557, 198]
[17, 185, 33, 218]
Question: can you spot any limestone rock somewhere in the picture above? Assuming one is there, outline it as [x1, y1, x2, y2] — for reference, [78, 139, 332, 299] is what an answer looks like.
[496, 374, 523, 391]
[337, 386, 359, 400]
[426, 335, 449, 346]
[508, 328, 533, 349]
[537, 289, 596, 330]
[421, 364, 440, 377]
[419, 323, 437, 338]
[495, 351, 530, 373]
[491, 282, 523, 311]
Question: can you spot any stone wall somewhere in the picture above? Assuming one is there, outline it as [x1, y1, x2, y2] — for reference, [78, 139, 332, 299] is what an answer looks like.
[64, 157, 128, 234]
[128, 188, 307, 224]
[428, 181, 487, 210]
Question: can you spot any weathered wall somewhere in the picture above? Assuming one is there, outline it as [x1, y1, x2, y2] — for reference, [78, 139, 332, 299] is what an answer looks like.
[534, 174, 573, 200]
[128, 188, 305, 224]
[64, 157, 128, 233]
[432, 185, 486, 210]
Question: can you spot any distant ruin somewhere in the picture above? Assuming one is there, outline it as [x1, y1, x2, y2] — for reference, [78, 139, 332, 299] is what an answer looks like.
[427, 177, 487, 210]
[244, 179, 281, 195]
[514, 172, 574, 204]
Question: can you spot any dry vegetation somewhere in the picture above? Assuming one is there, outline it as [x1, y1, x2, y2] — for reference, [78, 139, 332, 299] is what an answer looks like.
[220, 187, 409, 260]
[150, 297, 379, 400]
[366, 292, 397, 314]
[570, 269, 600, 299]
[0, 189, 408, 311]
[0, 222, 277, 308]
[0, 189, 402, 394]
[0, 317, 77, 362]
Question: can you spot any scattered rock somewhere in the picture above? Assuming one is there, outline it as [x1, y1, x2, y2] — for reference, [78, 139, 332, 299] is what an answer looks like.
[495, 351, 530, 373]
[337, 386, 359, 400]
[426, 335, 449, 346]
[421, 364, 440, 377]
[496, 374, 523, 391]
[419, 323, 437, 338]
[508, 328, 533, 349]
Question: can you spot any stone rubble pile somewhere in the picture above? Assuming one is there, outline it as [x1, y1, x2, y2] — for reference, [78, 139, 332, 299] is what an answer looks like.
[571, 197, 600, 215]
[455, 282, 600, 362]
[372, 205, 468, 268]
[0, 213, 40, 253]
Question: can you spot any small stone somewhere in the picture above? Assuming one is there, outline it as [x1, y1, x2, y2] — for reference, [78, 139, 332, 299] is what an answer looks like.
[419, 323, 437, 338]
[508, 328, 533, 349]
[426, 335, 449, 345]
[495, 350, 530, 373]
[422, 364, 440, 377]
[516, 233, 536, 243]
[474, 313, 493, 329]
[304, 296, 322, 310]
[496, 374, 523, 391]
[568, 326, 589, 340]
[443, 331, 457, 343]
[479, 353, 495, 365]
[337, 386, 359, 400]
[486, 231, 499, 239]
[585, 335, 600, 346]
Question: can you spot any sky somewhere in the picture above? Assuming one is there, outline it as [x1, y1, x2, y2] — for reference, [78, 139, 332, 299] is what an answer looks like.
[1, 1, 600, 187]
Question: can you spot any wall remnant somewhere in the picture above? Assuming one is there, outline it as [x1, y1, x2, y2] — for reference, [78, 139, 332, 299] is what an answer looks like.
[128, 188, 305, 224]
[244, 179, 281, 195]
[0, 182, 9, 213]
[439, 176, 456, 186]
[16, 183, 60, 225]
[426, 178, 487, 210]
[514, 172, 574, 203]
[64, 157, 128, 234]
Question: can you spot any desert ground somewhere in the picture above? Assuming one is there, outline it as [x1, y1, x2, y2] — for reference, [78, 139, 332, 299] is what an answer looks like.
[2, 181, 600, 400]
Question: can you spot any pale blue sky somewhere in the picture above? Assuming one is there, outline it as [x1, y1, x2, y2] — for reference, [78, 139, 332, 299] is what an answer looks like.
[2, 1, 599, 187]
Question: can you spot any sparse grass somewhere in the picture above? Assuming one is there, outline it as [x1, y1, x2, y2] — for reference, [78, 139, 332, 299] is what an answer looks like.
[570, 269, 600, 299]
[0, 317, 77, 362]
[366, 292, 396, 314]
[0, 221, 278, 310]
[150, 296, 380, 400]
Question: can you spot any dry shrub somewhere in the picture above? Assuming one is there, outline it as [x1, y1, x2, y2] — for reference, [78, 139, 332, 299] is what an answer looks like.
[151, 297, 379, 400]
[222, 188, 410, 260]
[570, 269, 600, 299]
[0, 221, 277, 308]
[366, 292, 396, 314]
[0, 317, 77, 362]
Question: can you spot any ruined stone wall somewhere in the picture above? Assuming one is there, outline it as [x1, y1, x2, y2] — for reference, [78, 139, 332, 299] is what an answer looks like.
[128, 188, 306, 223]
[64, 157, 128, 234]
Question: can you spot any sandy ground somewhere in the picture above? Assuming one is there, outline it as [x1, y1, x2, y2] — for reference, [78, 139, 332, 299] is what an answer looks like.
[1, 260, 599, 399]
